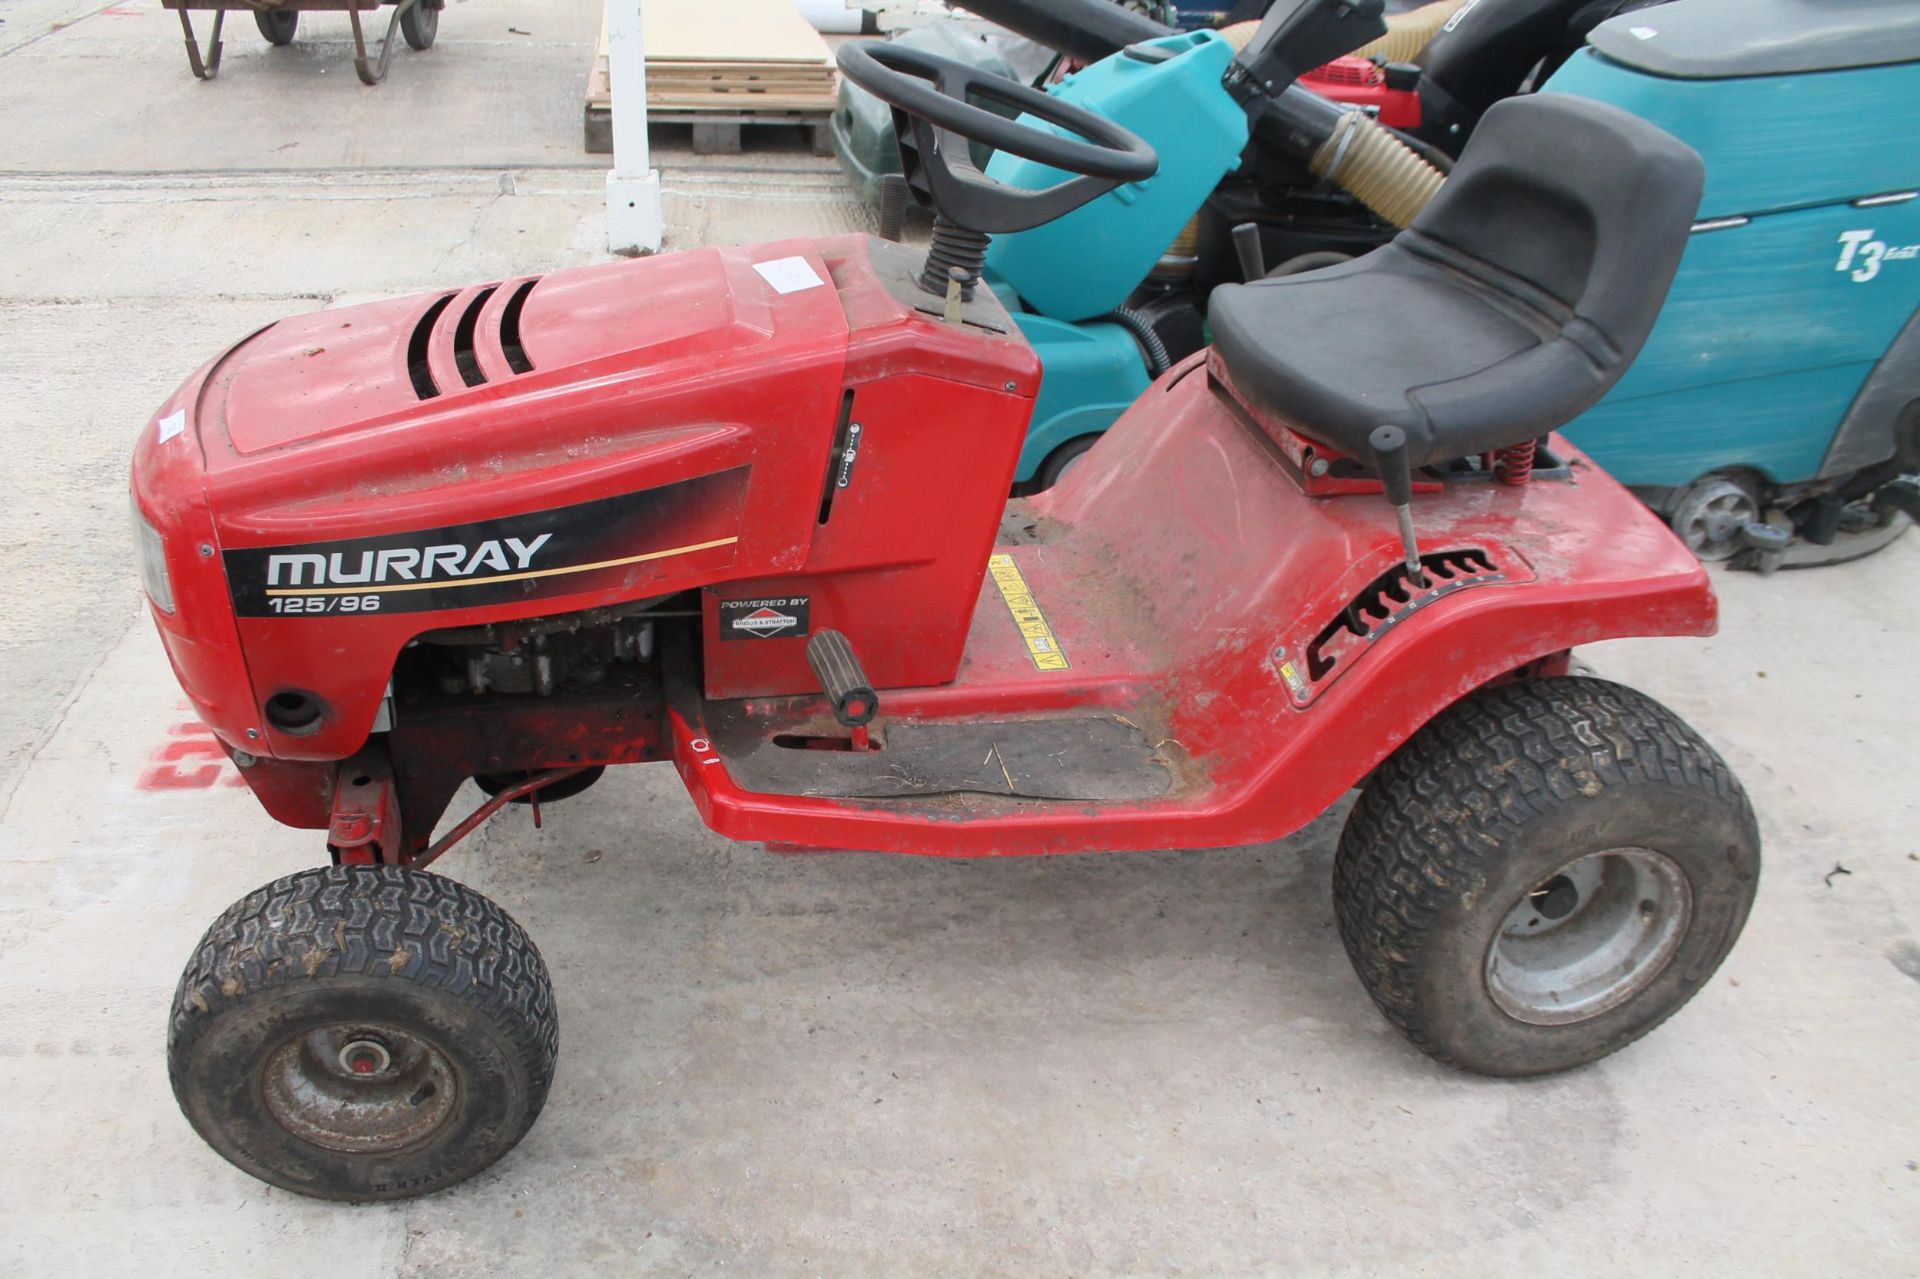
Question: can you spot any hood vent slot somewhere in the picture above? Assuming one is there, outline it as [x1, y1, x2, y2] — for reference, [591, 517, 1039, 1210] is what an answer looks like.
[452, 285, 498, 389]
[500, 278, 538, 374]
[406, 293, 456, 400]
[407, 278, 540, 401]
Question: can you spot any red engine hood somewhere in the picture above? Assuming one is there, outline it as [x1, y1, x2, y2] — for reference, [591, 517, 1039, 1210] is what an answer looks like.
[209, 247, 811, 459]
[134, 233, 1043, 762]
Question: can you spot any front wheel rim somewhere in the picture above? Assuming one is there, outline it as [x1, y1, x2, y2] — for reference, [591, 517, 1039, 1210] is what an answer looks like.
[1485, 847, 1693, 1026]
[260, 1023, 458, 1154]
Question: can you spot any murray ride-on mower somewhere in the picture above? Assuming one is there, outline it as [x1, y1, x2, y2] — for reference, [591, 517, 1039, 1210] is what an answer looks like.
[139, 0, 1759, 1202]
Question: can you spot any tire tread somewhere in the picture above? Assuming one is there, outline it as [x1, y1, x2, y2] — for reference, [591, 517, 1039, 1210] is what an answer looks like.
[168, 865, 557, 1140]
[1332, 676, 1755, 1071]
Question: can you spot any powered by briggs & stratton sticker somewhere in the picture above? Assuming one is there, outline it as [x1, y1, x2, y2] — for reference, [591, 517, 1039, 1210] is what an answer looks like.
[720, 596, 810, 640]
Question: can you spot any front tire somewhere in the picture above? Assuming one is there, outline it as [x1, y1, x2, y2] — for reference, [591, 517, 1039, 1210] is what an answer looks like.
[168, 866, 558, 1201]
[1333, 677, 1759, 1076]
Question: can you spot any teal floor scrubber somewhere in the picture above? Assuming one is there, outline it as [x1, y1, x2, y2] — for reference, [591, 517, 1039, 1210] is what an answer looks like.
[1544, 0, 1920, 567]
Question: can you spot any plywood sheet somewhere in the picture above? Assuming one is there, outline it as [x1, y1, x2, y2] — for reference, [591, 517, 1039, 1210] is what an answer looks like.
[586, 3, 839, 114]
[642, 0, 833, 66]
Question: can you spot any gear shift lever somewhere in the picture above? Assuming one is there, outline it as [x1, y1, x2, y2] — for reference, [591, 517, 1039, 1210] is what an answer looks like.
[1369, 424, 1425, 584]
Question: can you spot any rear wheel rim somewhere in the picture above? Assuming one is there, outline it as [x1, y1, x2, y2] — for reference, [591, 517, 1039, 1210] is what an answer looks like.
[261, 1023, 457, 1154]
[1485, 847, 1693, 1026]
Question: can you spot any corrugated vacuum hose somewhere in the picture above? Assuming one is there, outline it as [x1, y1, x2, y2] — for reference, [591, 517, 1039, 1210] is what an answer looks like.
[1219, 0, 1468, 62]
[1308, 107, 1446, 229]
[1349, 0, 1472, 64]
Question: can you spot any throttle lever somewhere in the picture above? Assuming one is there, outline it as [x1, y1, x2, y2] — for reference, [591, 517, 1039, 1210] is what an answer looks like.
[807, 630, 879, 749]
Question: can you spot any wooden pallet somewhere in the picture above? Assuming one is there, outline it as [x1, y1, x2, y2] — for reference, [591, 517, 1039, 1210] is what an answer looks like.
[583, 0, 838, 155]
[586, 106, 835, 156]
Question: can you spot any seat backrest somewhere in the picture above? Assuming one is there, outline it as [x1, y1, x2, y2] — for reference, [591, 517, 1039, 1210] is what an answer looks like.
[1407, 93, 1704, 376]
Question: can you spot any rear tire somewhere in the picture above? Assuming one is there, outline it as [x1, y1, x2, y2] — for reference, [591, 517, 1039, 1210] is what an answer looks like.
[1333, 676, 1759, 1076]
[168, 865, 558, 1201]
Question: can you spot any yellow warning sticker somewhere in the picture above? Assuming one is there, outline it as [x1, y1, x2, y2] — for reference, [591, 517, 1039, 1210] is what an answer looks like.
[1277, 658, 1308, 701]
[988, 552, 1069, 671]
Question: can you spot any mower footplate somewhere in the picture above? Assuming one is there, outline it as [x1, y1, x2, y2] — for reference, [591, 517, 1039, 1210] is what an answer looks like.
[706, 705, 1178, 803]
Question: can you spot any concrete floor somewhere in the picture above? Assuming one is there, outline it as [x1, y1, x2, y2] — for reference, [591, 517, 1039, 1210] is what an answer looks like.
[2, 2, 1917, 1274]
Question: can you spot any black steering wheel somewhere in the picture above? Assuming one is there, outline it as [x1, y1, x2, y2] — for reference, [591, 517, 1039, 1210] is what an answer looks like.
[836, 41, 1158, 234]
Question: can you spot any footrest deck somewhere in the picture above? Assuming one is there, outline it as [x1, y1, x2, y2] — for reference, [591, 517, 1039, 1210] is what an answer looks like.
[705, 703, 1176, 803]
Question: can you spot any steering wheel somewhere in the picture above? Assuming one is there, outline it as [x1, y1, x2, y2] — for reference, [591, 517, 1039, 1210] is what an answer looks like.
[836, 41, 1159, 234]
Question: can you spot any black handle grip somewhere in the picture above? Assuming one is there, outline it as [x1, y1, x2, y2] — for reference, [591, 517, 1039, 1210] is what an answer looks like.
[1232, 0, 1388, 104]
[1369, 425, 1413, 508]
[807, 630, 879, 728]
[877, 174, 909, 244]
[1232, 222, 1266, 282]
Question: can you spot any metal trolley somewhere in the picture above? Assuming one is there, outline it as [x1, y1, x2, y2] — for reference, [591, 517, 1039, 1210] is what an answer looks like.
[162, 0, 443, 84]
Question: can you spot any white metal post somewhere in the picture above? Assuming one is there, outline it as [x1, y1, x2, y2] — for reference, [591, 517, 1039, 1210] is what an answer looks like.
[605, 0, 663, 255]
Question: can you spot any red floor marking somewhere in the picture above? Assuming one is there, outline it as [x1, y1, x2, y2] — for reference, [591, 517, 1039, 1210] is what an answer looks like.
[139, 721, 247, 790]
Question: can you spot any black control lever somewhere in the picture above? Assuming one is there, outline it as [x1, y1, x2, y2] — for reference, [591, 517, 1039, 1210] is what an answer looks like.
[877, 174, 909, 244]
[807, 630, 879, 731]
[1232, 223, 1267, 282]
[1228, 0, 1388, 110]
[1369, 425, 1425, 585]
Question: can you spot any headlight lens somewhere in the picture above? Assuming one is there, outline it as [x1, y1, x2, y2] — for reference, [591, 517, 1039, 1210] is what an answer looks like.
[133, 500, 176, 614]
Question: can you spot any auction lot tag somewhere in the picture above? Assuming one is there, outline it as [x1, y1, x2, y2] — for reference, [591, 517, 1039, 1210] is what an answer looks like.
[753, 256, 825, 294]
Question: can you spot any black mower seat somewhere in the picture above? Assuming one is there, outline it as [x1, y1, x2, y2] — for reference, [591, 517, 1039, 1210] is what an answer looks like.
[1208, 94, 1704, 470]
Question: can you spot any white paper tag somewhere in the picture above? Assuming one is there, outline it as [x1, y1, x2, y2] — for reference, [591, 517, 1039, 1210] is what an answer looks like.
[156, 409, 186, 443]
[753, 256, 825, 295]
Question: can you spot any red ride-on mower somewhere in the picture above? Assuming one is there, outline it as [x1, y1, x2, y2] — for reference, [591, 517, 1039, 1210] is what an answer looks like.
[136, 15, 1759, 1201]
